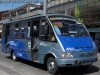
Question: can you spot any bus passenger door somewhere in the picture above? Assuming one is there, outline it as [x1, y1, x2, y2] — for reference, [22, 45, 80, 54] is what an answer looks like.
[2, 25, 10, 53]
[38, 18, 50, 63]
[32, 20, 40, 61]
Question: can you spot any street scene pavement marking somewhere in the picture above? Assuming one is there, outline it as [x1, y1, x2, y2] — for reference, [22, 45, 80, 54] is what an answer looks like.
[0, 64, 22, 75]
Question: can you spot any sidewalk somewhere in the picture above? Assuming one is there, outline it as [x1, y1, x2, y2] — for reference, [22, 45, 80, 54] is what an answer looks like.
[97, 53, 100, 60]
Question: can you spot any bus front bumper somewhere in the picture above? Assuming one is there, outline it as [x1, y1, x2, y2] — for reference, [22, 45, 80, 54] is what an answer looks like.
[56, 56, 98, 67]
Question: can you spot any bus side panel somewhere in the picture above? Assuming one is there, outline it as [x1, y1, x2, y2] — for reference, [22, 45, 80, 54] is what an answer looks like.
[1, 38, 6, 53]
[15, 50, 31, 60]
[38, 41, 63, 64]
[38, 40, 50, 64]
[9, 39, 32, 61]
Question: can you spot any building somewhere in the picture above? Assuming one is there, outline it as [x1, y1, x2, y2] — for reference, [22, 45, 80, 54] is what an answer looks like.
[1, 3, 43, 21]
[0, 3, 43, 41]
[46, 0, 100, 41]
[0, 10, 9, 20]
[0, 10, 9, 40]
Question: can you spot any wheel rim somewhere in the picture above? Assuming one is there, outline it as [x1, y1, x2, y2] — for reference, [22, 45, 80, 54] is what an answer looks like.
[48, 62, 55, 72]
[13, 53, 16, 60]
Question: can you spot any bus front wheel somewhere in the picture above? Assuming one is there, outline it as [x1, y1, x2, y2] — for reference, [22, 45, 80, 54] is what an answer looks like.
[12, 52, 17, 61]
[47, 57, 59, 74]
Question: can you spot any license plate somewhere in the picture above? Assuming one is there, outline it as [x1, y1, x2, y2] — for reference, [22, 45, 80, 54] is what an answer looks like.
[83, 63, 89, 66]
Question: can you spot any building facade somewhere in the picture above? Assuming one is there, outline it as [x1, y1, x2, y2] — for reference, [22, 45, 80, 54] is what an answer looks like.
[0, 3, 43, 41]
[47, 0, 100, 41]
[0, 10, 9, 20]
[0, 10, 9, 40]
[1, 3, 43, 21]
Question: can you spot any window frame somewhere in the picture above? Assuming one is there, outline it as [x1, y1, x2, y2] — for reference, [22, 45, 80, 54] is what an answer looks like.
[39, 17, 57, 42]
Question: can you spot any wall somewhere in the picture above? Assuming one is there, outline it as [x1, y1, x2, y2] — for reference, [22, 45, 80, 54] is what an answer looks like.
[0, 10, 9, 20]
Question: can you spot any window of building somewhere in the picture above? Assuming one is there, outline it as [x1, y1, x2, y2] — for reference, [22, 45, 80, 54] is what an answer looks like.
[55, 0, 60, 5]
[60, 0, 64, 4]
[80, 3, 88, 22]
[47, 2, 51, 8]
[68, 7, 75, 16]
[55, 7, 59, 13]
[59, 6, 64, 14]
[68, 2, 75, 16]
[87, 2, 95, 22]
[51, 0, 55, 6]
[11, 11, 16, 17]
[47, 0, 51, 3]
[94, 1, 100, 21]
[17, 7, 27, 15]
[80, 0, 88, 4]
[51, 8, 55, 13]
[70, 0, 74, 1]
[63, 0, 69, 2]
[3, 14, 9, 19]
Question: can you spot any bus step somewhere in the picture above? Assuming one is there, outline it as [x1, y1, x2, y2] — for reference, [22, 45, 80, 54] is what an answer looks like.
[33, 60, 39, 63]
[5, 48, 9, 53]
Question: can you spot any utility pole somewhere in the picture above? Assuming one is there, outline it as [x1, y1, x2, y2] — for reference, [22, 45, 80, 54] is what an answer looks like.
[43, 0, 47, 15]
[4, 3, 12, 21]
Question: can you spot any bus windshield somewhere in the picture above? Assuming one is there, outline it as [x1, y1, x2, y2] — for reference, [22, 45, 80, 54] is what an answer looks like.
[49, 17, 89, 36]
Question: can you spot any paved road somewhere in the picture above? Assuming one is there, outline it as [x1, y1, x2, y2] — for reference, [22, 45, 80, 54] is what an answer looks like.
[0, 48, 100, 75]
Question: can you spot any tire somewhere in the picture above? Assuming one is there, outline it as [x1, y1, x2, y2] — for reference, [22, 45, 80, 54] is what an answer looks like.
[12, 52, 17, 61]
[47, 57, 59, 74]
[79, 65, 90, 70]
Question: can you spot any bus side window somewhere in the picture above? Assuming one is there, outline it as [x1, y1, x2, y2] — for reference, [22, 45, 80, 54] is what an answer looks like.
[21, 28, 26, 38]
[20, 21, 30, 39]
[39, 19, 49, 40]
[10, 24, 15, 38]
[27, 21, 31, 39]
[10, 29, 15, 38]
[14, 23, 19, 38]
[2, 25, 5, 38]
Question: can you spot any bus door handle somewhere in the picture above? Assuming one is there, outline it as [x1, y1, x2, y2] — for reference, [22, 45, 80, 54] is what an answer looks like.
[32, 41, 39, 50]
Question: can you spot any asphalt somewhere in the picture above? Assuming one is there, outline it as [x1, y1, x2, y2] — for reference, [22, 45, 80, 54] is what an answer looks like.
[0, 69, 10, 75]
[0, 64, 22, 75]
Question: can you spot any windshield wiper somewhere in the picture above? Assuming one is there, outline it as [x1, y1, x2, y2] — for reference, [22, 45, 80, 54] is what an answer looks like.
[62, 33, 70, 36]
[74, 33, 88, 37]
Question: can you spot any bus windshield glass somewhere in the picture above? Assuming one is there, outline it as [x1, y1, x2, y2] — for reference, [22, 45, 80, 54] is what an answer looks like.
[49, 17, 89, 36]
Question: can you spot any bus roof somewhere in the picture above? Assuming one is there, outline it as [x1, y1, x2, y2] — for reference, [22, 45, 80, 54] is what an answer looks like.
[3, 13, 76, 25]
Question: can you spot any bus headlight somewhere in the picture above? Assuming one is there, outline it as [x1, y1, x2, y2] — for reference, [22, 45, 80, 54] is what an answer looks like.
[61, 52, 73, 58]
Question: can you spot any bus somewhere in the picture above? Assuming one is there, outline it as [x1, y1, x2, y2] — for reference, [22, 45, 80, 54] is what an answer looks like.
[2, 14, 98, 74]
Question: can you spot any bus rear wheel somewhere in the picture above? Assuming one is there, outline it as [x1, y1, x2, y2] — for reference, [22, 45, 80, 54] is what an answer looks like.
[47, 57, 59, 74]
[12, 52, 17, 61]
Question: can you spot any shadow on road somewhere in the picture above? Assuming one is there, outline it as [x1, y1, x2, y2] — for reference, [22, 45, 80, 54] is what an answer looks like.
[6, 56, 47, 71]
[57, 66, 99, 75]
[6, 56, 99, 75]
